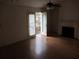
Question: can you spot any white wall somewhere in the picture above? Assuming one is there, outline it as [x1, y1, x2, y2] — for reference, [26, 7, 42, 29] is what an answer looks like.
[58, 0, 79, 39]
[59, 0, 79, 20]
[0, 4, 40, 47]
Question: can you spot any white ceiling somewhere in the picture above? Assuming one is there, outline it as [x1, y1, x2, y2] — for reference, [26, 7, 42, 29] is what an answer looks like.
[0, 0, 64, 7]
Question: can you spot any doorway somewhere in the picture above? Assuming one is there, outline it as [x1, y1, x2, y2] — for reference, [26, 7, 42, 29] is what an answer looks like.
[29, 12, 47, 37]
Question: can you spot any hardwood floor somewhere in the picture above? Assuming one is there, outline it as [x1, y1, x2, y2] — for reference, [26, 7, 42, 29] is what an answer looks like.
[0, 34, 79, 59]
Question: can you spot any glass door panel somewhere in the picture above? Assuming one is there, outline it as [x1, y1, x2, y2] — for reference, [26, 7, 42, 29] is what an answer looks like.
[29, 14, 35, 36]
[42, 12, 47, 35]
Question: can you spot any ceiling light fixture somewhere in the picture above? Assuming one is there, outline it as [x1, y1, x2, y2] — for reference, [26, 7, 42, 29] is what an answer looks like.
[46, 0, 60, 10]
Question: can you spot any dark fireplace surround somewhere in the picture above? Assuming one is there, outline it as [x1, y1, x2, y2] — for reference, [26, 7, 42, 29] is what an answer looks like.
[62, 26, 75, 38]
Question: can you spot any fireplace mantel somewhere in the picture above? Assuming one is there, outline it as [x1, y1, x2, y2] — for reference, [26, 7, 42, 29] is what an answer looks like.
[58, 20, 78, 39]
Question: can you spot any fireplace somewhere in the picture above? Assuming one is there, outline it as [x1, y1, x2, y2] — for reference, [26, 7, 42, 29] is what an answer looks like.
[62, 26, 75, 38]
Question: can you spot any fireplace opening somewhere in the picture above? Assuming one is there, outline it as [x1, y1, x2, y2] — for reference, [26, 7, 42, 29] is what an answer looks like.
[62, 26, 74, 38]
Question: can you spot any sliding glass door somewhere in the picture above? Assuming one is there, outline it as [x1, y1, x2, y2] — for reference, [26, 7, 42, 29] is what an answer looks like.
[29, 12, 47, 37]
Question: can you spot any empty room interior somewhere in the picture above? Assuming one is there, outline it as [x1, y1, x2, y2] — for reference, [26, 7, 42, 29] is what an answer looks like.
[0, 0, 79, 59]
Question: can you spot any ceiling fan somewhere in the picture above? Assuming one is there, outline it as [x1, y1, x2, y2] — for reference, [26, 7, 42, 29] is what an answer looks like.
[42, 0, 60, 10]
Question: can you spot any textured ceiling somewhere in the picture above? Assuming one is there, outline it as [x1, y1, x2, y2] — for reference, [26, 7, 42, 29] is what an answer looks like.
[0, 0, 64, 7]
